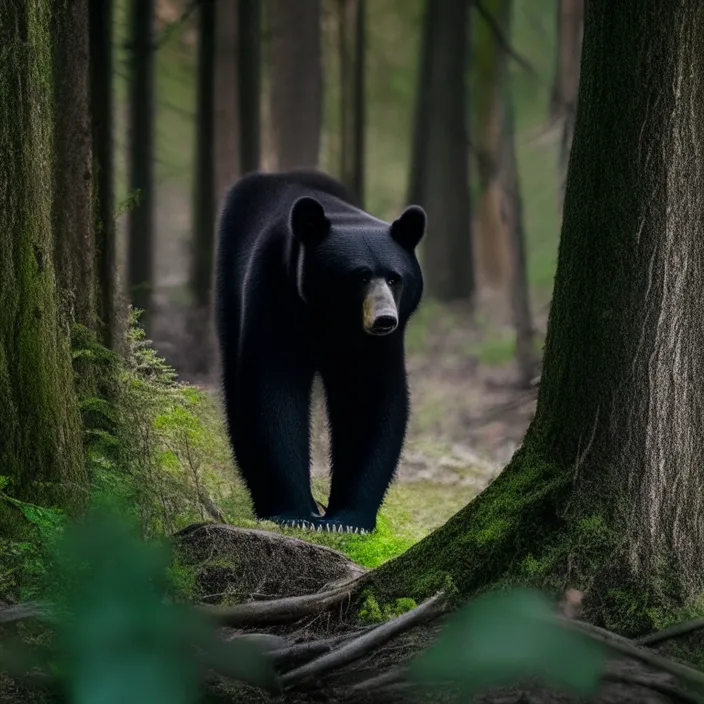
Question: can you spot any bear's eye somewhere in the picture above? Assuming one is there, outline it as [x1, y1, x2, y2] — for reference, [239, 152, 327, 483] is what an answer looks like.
[359, 271, 371, 284]
[386, 275, 400, 287]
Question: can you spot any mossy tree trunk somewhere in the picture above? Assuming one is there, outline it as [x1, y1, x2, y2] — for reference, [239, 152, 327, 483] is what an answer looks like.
[0, 0, 86, 506]
[51, 0, 96, 335]
[373, 0, 704, 637]
[408, 0, 473, 303]
[268, 0, 322, 172]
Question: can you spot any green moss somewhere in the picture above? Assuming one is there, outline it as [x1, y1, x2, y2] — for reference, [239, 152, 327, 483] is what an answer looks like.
[357, 590, 419, 625]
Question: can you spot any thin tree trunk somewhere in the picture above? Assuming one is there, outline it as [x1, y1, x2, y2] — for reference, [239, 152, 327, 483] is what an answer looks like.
[126, 0, 156, 334]
[474, 0, 512, 297]
[406, 0, 435, 208]
[189, 0, 216, 377]
[52, 0, 95, 334]
[408, 0, 473, 303]
[338, 0, 365, 205]
[0, 0, 86, 506]
[89, 0, 119, 351]
[502, 81, 535, 388]
[551, 0, 584, 215]
[215, 0, 240, 200]
[269, 0, 322, 171]
[238, 0, 261, 175]
[372, 0, 704, 636]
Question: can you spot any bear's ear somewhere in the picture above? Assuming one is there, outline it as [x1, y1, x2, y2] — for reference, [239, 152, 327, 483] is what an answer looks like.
[290, 196, 331, 246]
[390, 205, 426, 251]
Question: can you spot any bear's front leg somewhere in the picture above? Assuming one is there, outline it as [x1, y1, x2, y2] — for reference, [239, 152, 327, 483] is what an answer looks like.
[226, 354, 320, 526]
[318, 347, 409, 533]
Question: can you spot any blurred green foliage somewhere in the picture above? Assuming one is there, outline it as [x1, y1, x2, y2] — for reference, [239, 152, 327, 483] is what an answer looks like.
[0, 507, 278, 703]
[410, 588, 607, 699]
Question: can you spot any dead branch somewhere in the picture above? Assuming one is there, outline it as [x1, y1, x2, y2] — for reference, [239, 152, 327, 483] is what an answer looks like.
[558, 616, 704, 690]
[348, 666, 408, 692]
[280, 591, 447, 688]
[0, 602, 46, 625]
[473, 0, 537, 76]
[637, 618, 704, 647]
[197, 574, 368, 628]
[270, 626, 375, 668]
[604, 669, 704, 704]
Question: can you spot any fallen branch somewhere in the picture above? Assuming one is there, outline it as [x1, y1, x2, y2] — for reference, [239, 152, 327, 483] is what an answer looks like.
[637, 618, 704, 647]
[473, 0, 538, 76]
[604, 669, 704, 704]
[270, 626, 375, 668]
[0, 602, 46, 625]
[558, 616, 704, 690]
[281, 591, 447, 688]
[348, 666, 408, 692]
[198, 574, 368, 628]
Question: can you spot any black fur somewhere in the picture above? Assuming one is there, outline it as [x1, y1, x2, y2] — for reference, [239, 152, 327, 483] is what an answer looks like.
[215, 169, 426, 532]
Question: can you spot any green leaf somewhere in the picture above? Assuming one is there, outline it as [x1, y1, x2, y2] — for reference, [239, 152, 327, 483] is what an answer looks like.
[409, 588, 606, 698]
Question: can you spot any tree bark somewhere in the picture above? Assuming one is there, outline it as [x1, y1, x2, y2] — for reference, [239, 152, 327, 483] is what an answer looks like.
[189, 0, 216, 376]
[51, 0, 96, 334]
[0, 0, 86, 505]
[126, 0, 156, 334]
[338, 0, 365, 206]
[550, 0, 584, 215]
[372, 0, 704, 637]
[268, 0, 322, 171]
[89, 0, 119, 351]
[408, 0, 473, 303]
[238, 0, 261, 175]
[215, 0, 240, 200]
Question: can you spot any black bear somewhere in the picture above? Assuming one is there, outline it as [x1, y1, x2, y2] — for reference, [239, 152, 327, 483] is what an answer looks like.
[215, 169, 426, 534]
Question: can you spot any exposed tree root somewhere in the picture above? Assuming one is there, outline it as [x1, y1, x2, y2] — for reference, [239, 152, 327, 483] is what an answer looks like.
[637, 618, 704, 647]
[559, 616, 704, 690]
[279, 592, 447, 689]
[198, 574, 369, 628]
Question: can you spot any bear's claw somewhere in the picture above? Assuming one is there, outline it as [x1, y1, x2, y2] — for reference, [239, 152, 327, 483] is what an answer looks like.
[268, 518, 370, 535]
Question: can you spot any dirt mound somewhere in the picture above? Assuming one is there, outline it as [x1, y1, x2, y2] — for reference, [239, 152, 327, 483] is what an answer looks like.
[173, 523, 366, 606]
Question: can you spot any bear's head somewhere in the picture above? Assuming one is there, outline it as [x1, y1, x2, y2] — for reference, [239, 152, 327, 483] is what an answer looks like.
[289, 196, 426, 338]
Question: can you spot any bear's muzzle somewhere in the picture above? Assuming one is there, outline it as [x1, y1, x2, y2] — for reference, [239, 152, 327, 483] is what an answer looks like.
[363, 278, 398, 336]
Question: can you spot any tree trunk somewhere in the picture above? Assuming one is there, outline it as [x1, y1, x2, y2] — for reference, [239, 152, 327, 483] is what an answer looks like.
[89, 0, 119, 351]
[473, 0, 512, 298]
[408, 0, 473, 303]
[268, 0, 322, 171]
[126, 0, 156, 334]
[0, 0, 86, 505]
[372, 0, 704, 637]
[502, 80, 535, 388]
[238, 0, 261, 175]
[338, 0, 365, 206]
[189, 0, 216, 376]
[51, 0, 96, 334]
[551, 0, 584, 215]
[215, 0, 240, 200]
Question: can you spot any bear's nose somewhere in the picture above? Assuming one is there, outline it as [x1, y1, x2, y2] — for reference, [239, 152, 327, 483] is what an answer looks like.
[370, 314, 398, 335]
